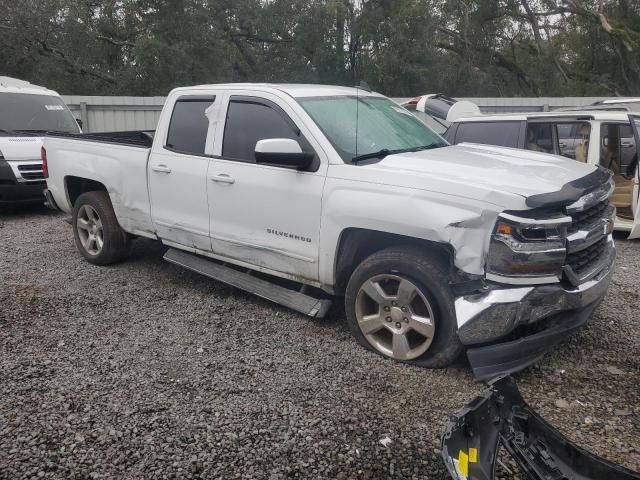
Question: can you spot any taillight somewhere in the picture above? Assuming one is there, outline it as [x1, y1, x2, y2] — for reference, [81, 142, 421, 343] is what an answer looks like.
[41, 146, 48, 178]
[407, 95, 422, 105]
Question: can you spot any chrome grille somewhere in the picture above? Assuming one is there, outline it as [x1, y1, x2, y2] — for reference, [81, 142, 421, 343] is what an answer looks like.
[563, 193, 615, 286]
[566, 237, 608, 276]
[567, 200, 608, 233]
[17, 163, 44, 181]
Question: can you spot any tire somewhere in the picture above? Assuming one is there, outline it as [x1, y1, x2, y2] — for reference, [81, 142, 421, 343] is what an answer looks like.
[72, 191, 130, 265]
[344, 246, 462, 368]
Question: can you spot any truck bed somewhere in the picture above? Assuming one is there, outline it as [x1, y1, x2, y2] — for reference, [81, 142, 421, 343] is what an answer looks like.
[46, 130, 154, 148]
[43, 132, 155, 238]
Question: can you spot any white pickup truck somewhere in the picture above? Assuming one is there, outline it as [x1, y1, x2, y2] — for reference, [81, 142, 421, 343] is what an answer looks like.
[43, 84, 617, 379]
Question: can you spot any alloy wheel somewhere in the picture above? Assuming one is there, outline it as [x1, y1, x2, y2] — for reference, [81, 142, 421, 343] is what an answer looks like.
[355, 274, 436, 360]
[76, 205, 104, 256]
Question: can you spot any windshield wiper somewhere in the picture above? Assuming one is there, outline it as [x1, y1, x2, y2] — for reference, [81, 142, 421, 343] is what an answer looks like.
[352, 148, 395, 163]
[352, 143, 442, 164]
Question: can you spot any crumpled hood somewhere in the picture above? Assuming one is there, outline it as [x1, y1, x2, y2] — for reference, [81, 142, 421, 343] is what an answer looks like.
[361, 143, 598, 209]
[0, 136, 43, 160]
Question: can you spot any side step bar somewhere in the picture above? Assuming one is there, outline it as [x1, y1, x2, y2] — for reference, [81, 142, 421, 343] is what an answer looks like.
[163, 248, 332, 318]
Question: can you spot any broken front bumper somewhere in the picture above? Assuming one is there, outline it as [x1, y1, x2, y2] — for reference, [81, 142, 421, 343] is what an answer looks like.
[441, 376, 640, 480]
[455, 242, 615, 380]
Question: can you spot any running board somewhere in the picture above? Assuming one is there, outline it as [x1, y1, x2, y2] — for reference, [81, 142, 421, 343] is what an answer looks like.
[163, 248, 332, 318]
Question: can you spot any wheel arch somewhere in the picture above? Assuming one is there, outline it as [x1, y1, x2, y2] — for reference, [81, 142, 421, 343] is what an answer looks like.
[332, 227, 456, 295]
[65, 176, 108, 208]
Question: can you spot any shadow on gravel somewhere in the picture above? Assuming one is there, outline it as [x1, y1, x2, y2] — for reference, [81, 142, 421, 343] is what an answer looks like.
[127, 237, 167, 262]
[0, 203, 51, 218]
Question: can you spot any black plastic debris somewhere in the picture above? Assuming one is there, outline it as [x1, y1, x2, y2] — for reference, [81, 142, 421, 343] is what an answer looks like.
[441, 376, 640, 480]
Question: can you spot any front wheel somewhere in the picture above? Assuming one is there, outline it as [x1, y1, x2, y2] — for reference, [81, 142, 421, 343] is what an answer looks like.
[72, 191, 130, 265]
[344, 246, 462, 368]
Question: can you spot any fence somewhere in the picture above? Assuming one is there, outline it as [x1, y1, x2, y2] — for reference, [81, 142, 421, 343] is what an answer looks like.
[62, 95, 621, 133]
[62, 96, 165, 133]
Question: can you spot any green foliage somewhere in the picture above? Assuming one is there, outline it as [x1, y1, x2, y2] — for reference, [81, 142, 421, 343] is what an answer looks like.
[0, 0, 638, 96]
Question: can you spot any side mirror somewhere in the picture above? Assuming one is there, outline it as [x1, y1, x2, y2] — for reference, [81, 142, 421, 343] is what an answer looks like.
[75, 118, 83, 129]
[255, 138, 314, 170]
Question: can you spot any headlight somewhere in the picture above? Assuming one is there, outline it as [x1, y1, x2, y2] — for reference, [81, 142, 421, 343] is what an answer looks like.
[486, 212, 572, 284]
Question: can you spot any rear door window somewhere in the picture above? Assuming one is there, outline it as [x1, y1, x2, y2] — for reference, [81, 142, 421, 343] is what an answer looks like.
[454, 121, 521, 147]
[526, 123, 555, 154]
[166, 96, 216, 155]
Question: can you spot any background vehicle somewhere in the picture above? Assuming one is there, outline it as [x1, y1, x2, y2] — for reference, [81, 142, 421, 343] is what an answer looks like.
[43, 84, 616, 379]
[444, 111, 639, 238]
[400, 94, 480, 135]
[589, 98, 640, 112]
[0, 77, 80, 206]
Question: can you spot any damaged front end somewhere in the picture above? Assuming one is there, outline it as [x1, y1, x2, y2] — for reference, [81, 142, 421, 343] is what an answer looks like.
[441, 376, 640, 480]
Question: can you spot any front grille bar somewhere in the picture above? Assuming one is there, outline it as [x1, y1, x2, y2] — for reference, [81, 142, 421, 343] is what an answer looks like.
[563, 182, 616, 286]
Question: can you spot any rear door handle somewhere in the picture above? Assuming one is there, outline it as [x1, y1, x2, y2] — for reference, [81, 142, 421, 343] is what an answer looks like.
[209, 174, 235, 184]
[151, 164, 172, 173]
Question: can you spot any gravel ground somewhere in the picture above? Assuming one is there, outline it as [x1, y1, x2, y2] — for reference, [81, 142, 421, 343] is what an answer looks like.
[1, 207, 638, 479]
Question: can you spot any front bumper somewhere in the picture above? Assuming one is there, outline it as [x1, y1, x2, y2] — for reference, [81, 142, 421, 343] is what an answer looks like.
[455, 241, 615, 380]
[0, 159, 46, 205]
[0, 181, 47, 205]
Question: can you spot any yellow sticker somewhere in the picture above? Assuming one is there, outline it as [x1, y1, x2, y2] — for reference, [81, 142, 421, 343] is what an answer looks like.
[458, 450, 469, 476]
[469, 448, 478, 463]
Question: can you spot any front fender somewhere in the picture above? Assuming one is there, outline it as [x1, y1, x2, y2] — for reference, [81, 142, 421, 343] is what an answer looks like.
[319, 177, 501, 286]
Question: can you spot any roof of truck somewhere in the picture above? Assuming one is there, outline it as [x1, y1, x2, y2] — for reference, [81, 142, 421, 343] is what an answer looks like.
[173, 83, 386, 99]
[0, 76, 60, 96]
[454, 110, 632, 123]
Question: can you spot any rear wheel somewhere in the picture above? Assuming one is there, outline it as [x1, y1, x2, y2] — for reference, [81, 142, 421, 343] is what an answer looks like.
[72, 191, 130, 265]
[345, 246, 462, 368]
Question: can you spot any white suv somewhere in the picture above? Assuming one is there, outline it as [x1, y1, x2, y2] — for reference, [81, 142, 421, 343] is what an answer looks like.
[444, 111, 639, 238]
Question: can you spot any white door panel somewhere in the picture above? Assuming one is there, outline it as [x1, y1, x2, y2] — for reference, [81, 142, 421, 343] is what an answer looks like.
[628, 114, 640, 239]
[208, 160, 324, 280]
[632, 179, 639, 239]
[207, 91, 327, 281]
[148, 94, 218, 250]
[629, 171, 639, 239]
[149, 151, 211, 250]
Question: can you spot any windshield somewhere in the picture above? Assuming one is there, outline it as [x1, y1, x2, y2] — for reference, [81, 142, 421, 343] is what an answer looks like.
[0, 93, 80, 133]
[298, 95, 447, 163]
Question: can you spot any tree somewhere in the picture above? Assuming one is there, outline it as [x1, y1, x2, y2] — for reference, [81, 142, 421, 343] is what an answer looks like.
[0, 0, 638, 96]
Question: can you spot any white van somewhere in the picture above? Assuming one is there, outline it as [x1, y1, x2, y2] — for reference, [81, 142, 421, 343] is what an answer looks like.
[443, 111, 639, 238]
[0, 77, 80, 206]
[404, 96, 639, 238]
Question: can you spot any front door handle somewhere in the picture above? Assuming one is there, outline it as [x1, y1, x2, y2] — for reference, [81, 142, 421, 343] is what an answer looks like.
[151, 164, 172, 173]
[210, 174, 235, 184]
